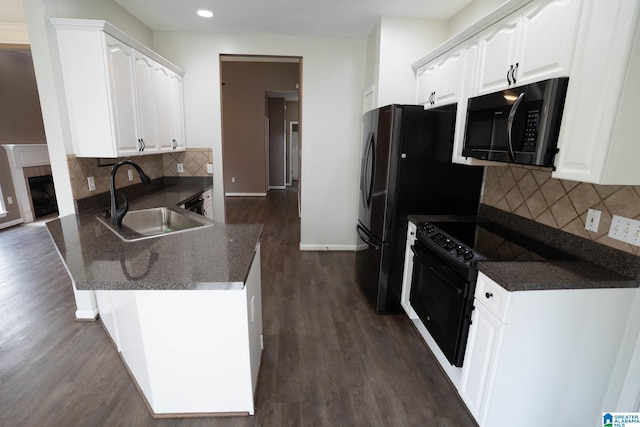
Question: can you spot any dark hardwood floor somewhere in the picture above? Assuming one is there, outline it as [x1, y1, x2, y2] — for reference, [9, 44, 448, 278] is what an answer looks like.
[0, 188, 476, 426]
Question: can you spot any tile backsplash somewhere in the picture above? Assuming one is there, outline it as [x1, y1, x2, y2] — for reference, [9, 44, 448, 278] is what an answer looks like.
[68, 148, 213, 200]
[482, 164, 640, 256]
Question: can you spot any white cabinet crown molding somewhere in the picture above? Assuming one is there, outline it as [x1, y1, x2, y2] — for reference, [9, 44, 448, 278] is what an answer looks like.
[412, 0, 532, 72]
[49, 18, 184, 76]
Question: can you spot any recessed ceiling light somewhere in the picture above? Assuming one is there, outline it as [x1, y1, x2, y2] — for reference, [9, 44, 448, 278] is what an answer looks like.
[197, 9, 214, 18]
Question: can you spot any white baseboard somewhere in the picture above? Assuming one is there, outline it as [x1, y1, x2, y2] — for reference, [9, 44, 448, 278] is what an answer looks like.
[75, 308, 99, 321]
[225, 193, 267, 197]
[0, 218, 24, 230]
[299, 244, 356, 251]
[269, 186, 286, 190]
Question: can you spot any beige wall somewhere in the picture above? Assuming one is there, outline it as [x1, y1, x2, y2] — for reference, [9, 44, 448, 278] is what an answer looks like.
[221, 60, 299, 194]
[482, 164, 640, 256]
[0, 48, 47, 225]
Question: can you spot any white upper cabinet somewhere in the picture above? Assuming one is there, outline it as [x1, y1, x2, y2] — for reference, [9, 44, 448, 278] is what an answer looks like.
[416, 63, 436, 106]
[52, 19, 186, 158]
[133, 51, 159, 154]
[553, 0, 640, 184]
[154, 64, 186, 152]
[476, 0, 582, 95]
[417, 47, 463, 108]
[104, 34, 139, 157]
[476, 13, 521, 95]
[170, 73, 186, 151]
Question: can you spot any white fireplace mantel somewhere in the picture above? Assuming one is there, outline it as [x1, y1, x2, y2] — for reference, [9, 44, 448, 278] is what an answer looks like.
[2, 144, 51, 223]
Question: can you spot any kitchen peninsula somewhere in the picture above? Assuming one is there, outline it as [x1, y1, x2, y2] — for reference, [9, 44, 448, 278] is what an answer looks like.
[45, 184, 263, 417]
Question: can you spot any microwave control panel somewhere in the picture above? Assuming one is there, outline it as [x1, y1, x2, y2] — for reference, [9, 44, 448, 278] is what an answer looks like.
[522, 101, 542, 152]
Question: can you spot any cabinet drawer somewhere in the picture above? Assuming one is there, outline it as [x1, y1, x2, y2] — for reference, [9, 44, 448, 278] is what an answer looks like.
[474, 273, 510, 322]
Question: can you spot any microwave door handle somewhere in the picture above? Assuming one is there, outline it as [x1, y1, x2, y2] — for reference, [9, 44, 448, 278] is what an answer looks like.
[507, 92, 525, 161]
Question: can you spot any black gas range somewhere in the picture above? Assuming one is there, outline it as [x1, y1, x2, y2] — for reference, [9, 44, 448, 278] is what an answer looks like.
[410, 217, 575, 367]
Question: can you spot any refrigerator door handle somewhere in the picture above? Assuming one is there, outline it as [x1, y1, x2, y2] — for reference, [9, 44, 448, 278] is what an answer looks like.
[357, 224, 381, 251]
[361, 132, 375, 208]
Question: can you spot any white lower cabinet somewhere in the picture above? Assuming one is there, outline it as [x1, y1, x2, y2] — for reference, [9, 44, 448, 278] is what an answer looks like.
[459, 272, 636, 427]
[95, 245, 263, 416]
[400, 222, 417, 319]
[202, 188, 213, 219]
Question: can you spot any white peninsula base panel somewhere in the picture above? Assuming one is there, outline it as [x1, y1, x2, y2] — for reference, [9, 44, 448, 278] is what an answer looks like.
[96, 245, 263, 417]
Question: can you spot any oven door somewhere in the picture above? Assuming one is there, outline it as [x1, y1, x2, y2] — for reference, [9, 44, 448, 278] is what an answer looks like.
[410, 242, 470, 367]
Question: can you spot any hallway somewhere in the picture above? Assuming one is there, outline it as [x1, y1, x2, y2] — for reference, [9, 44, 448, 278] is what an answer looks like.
[0, 188, 476, 426]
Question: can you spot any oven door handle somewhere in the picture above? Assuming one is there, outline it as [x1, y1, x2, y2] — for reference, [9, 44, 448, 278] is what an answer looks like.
[411, 245, 464, 295]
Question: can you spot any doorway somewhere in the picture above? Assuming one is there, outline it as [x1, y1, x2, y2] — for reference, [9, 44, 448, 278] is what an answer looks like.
[289, 121, 299, 185]
[219, 56, 302, 203]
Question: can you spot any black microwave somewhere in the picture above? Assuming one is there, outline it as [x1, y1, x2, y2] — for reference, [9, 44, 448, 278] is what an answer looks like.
[462, 77, 569, 167]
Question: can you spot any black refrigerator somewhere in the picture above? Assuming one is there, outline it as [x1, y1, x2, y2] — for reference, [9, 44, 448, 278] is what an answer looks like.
[355, 104, 484, 313]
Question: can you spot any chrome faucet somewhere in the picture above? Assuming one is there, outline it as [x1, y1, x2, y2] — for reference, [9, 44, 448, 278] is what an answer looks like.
[109, 160, 151, 227]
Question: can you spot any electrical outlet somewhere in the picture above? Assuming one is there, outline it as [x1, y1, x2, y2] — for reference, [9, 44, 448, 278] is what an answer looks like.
[7, 196, 13, 205]
[128, 169, 133, 181]
[608, 215, 640, 247]
[177, 163, 184, 173]
[232, 177, 236, 183]
[585, 208, 601, 232]
[87, 176, 96, 192]
[207, 163, 213, 173]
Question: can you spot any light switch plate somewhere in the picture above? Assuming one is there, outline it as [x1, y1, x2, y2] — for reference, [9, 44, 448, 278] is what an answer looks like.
[585, 208, 601, 232]
[207, 163, 213, 173]
[7, 196, 12, 205]
[177, 163, 184, 173]
[609, 215, 640, 247]
[87, 176, 96, 192]
[127, 169, 133, 181]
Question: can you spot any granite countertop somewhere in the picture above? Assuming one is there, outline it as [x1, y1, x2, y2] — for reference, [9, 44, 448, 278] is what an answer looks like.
[477, 261, 635, 291]
[46, 183, 262, 291]
[408, 210, 639, 292]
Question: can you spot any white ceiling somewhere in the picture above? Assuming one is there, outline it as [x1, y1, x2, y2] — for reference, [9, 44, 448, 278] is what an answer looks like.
[114, 0, 473, 38]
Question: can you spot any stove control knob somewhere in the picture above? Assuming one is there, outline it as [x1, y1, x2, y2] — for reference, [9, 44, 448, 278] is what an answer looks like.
[455, 246, 465, 256]
[463, 251, 474, 261]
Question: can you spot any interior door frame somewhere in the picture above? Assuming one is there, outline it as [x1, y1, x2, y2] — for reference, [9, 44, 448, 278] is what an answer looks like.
[287, 120, 299, 187]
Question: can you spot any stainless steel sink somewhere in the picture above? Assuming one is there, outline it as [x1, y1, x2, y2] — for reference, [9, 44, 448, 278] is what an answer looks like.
[97, 207, 213, 241]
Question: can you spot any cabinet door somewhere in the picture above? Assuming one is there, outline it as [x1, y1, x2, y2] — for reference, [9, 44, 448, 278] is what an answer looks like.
[104, 34, 139, 156]
[153, 64, 174, 152]
[95, 290, 120, 350]
[169, 72, 186, 151]
[552, 0, 640, 184]
[516, 0, 582, 85]
[459, 304, 505, 425]
[476, 13, 521, 95]
[416, 63, 437, 106]
[133, 51, 158, 153]
[432, 49, 463, 107]
[400, 222, 418, 319]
